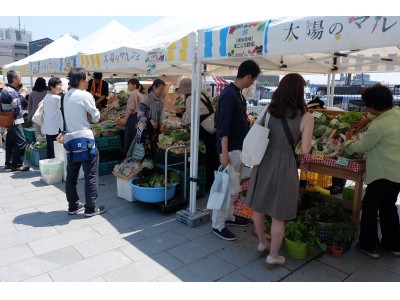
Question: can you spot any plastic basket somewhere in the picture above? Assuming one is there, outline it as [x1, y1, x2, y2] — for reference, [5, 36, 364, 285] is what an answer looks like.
[99, 159, 121, 176]
[95, 135, 121, 151]
[23, 127, 36, 144]
[300, 171, 332, 188]
[129, 177, 178, 203]
[39, 159, 64, 184]
[29, 145, 47, 167]
[315, 221, 355, 244]
[285, 237, 308, 259]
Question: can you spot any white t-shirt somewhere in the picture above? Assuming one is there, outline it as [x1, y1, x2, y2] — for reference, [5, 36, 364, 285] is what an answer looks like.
[41, 93, 63, 135]
[62, 89, 100, 133]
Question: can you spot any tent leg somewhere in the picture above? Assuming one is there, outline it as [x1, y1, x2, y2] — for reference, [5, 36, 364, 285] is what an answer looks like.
[326, 73, 332, 107]
[330, 72, 336, 108]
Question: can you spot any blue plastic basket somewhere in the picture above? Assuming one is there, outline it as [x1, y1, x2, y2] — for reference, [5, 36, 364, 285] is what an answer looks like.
[129, 178, 178, 203]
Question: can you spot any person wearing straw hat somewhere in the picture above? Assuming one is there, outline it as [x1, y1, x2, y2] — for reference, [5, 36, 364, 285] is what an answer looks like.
[175, 78, 218, 190]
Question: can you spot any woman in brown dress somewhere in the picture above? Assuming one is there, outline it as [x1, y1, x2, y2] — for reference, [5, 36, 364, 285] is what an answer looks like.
[246, 73, 314, 269]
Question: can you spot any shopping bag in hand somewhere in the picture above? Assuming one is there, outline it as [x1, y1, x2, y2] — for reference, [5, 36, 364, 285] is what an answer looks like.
[207, 165, 230, 210]
[227, 164, 241, 196]
[131, 143, 145, 161]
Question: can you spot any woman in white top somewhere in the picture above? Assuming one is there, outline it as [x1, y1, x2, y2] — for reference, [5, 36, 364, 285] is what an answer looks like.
[122, 78, 144, 156]
[41, 77, 63, 159]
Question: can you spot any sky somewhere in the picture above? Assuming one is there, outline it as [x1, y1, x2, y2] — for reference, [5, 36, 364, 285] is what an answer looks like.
[1, 1, 399, 85]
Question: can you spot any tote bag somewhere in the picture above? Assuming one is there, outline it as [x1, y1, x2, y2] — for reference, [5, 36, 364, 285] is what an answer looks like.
[240, 105, 270, 166]
[32, 100, 44, 126]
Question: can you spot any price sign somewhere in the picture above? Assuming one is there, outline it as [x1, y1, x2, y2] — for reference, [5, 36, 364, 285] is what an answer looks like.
[312, 151, 325, 160]
[312, 111, 323, 118]
[336, 157, 350, 167]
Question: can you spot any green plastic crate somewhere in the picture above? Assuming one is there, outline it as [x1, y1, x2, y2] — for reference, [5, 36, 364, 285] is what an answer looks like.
[23, 128, 36, 144]
[95, 135, 121, 151]
[99, 159, 121, 176]
[29, 145, 47, 167]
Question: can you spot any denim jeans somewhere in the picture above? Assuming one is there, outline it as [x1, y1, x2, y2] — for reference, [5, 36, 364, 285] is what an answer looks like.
[65, 148, 99, 211]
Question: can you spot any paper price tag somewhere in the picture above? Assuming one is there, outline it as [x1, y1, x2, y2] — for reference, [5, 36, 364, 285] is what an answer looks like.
[312, 151, 325, 160]
[336, 157, 350, 167]
[312, 111, 323, 118]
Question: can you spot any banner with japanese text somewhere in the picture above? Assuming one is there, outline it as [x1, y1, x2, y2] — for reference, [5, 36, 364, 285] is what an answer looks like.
[267, 16, 400, 56]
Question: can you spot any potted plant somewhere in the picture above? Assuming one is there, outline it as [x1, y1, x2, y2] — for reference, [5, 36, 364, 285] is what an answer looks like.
[285, 212, 326, 259]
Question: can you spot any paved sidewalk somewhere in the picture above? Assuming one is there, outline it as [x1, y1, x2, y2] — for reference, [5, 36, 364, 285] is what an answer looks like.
[0, 149, 400, 282]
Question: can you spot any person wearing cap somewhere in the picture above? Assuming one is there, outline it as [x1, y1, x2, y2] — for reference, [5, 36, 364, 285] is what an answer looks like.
[87, 72, 109, 109]
[306, 96, 325, 110]
[175, 78, 218, 190]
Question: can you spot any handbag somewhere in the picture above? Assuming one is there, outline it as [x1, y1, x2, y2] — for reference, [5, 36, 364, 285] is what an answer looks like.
[199, 93, 216, 134]
[281, 118, 300, 168]
[240, 105, 270, 166]
[0, 103, 14, 129]
[0, 111, 14, 129]
[207, 165, 230, 210]
[32, 100, 44, 126]
[60, 94, 97, 163]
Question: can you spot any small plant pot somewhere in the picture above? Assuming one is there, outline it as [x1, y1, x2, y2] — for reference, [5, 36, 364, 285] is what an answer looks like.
[285, 237, 308, 259]
[331, 245, 343, 258]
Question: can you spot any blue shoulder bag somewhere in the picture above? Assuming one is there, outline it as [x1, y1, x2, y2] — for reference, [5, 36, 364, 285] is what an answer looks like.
[61, 94, 97, 162]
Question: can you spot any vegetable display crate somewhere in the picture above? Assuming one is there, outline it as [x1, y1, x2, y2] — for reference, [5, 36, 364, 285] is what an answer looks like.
[156, 164, 206, 199]
[155, 148, 206, 170]
[300, 170, 332, 188]
[28, 145, 47, 167]
[95, 135, 121, 151]
[39, 159, 64, 185]
[23, 127, 36, 144]
[99, 159, 121, 176]
[116, 177, 136, 202]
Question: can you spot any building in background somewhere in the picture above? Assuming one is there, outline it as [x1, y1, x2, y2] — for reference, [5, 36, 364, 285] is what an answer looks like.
[0, 39, 13, 65]
[29, 38, 53, 55]
[70, 35, 79, 41]
[0, 27, 32, 63]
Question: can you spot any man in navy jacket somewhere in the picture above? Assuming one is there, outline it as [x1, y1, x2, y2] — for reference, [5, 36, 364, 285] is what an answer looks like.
[213, 60, 261, 241]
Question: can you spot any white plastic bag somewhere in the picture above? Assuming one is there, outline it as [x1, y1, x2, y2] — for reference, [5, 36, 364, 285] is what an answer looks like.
[227, 164, 241, 196]
[207, 165, 230, 210]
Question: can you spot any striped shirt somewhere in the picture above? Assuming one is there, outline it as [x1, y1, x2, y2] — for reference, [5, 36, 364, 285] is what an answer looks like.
[0, 84, 28, 125]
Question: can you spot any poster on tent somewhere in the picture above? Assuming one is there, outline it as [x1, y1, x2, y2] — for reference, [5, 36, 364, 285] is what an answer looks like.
[36, 58, 63, 75]
[63, 56, 77, 72]
[100, 47, 145, 70]
[226, 21, 269, 58]
[30, 61, 40, 75]
[267, 16, 400, 57]
[145, 45, 167, 75]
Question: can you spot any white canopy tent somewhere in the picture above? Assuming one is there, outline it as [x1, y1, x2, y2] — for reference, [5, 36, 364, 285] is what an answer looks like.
[2, 34, 78, 77]
[182, 16, 400, 218]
